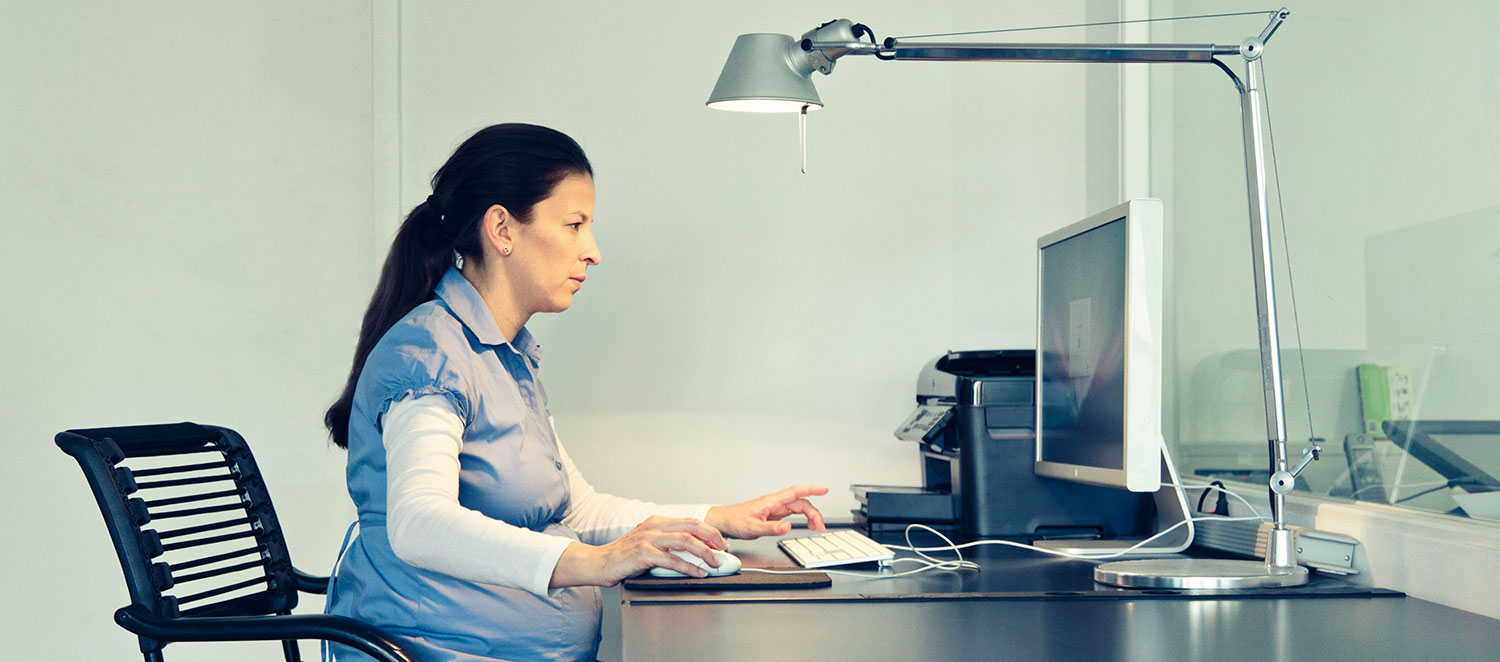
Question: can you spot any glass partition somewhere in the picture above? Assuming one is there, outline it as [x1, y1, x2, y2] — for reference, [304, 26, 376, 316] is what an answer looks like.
[1149, 1, 1500, 522]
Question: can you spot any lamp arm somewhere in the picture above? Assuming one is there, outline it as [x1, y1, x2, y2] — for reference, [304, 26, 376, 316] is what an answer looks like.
[877, 41, 1237, 63]
[1259, 8, 1291, 44]
[805, 7, 1290, 67]
[800, 8, 1302, 569]
[801, 40, 883, 61]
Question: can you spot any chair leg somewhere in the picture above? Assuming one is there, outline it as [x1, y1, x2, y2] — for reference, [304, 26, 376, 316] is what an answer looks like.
[144, 652, 164, 662]
[283, 638, 302, 661]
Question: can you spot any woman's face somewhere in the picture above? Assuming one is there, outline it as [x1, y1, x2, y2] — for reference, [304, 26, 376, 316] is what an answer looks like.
[509, 173, 600, 315]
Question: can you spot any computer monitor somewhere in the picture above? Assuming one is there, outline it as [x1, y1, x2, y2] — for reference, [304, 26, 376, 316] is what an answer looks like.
[1383, 420, 1500, 495]
[1034, 199, 1164, 494]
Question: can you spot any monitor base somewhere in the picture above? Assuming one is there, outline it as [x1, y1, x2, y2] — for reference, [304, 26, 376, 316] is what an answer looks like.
[1033, 443, 1194, 559]
[1095, 558, 1309, 589]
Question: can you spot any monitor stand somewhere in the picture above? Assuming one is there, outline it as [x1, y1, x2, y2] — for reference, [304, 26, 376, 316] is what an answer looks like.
[1032, 442, 1192, 557]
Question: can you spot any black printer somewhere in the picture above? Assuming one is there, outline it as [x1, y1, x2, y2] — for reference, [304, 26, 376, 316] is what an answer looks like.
[855, 350, 1150, 541]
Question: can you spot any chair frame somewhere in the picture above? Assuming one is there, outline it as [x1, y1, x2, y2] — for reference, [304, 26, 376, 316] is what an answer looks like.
[57, 422, 412, 662]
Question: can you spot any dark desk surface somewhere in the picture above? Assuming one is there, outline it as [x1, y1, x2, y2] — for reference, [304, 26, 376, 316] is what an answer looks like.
[620, 532, 1500, 661]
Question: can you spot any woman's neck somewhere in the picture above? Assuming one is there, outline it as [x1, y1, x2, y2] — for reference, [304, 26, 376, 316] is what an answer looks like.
[459, 263, 530, 342]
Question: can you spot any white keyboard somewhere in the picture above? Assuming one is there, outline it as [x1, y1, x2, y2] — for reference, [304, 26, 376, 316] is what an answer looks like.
[778, 529, 895, 568]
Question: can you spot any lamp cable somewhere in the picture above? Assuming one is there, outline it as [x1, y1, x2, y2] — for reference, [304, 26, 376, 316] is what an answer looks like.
[892, 10, 1282, 41]
[1260, 57, 1321, 446]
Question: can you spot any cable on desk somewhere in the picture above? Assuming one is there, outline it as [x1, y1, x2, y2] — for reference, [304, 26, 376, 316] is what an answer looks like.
[892, 515, 1269, 562]
[741, 524, 979, 579]
[1197, 480, 1231, 515]
[1175, 480, 1266, 520]
[746, 481, 1273, 579]
[889, 480, 1272, 562]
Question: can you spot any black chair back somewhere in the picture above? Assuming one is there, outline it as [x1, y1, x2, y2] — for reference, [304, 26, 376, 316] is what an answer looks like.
[58, 422, 411, 662]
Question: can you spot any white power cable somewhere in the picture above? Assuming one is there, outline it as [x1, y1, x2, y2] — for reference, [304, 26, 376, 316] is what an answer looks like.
[738, 480, 1273, 580]
[740, 524, 979, 579]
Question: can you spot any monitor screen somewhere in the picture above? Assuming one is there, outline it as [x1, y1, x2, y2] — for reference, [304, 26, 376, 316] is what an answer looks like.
[1038, 218, 1127, 470]
[1383, 420, 1500, 493]
[1034, 199, 1163, 493]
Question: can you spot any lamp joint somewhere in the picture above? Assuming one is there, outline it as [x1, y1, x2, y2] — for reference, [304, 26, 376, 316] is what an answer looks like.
[1240, 37, 1265, 61]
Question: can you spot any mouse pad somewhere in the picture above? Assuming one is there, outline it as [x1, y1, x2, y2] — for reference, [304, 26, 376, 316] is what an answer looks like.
[623, 570, 831, 591]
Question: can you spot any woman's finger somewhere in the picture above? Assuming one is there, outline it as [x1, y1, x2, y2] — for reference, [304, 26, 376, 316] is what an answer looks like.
[782, 497, 826, 531]
[652, 548, 708, 577]
[658, 532, 721, 567]
[659, 518, 728, 550]
[778, 485, 829, 501]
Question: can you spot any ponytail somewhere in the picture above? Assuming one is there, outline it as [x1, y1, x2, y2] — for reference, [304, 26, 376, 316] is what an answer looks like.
[324, 123, 593, 448]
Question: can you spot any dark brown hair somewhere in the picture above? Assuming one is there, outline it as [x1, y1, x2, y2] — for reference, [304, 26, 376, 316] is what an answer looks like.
[324, 123, 593, 448]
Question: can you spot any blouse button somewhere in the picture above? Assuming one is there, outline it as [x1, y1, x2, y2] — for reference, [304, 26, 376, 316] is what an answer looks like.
[555, 461, 564, 471]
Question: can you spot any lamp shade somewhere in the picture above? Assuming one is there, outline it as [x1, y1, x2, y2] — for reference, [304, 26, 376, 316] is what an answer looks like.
[706, 33, 822, 112]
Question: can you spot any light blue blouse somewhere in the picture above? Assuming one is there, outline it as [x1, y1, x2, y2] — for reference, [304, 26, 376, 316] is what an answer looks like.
[326, 267, 600, 662]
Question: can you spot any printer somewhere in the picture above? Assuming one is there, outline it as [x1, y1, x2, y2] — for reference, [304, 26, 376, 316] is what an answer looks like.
[855, 350, 1150, 541]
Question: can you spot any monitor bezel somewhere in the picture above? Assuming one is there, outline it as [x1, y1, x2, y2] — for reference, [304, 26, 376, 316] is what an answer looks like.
[1033, 198, 1164, 493]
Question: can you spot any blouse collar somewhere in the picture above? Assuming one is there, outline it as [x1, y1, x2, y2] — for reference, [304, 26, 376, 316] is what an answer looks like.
[434, 266, 544, 364]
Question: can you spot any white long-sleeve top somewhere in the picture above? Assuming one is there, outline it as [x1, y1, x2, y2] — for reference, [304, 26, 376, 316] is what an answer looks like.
[380, 395, 711, 597]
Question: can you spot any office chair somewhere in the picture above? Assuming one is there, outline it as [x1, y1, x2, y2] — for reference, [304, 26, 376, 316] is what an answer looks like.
[56, 422, 413, 662]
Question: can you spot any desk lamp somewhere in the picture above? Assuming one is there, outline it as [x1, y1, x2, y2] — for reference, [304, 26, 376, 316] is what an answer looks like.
[707, 9, 1317, 589]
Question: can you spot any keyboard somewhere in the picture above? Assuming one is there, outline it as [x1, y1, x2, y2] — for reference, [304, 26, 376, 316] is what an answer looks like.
[778, 529, 895, 568]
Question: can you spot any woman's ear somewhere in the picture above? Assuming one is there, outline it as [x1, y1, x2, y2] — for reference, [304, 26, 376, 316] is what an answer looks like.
[482, 204, 514, 256]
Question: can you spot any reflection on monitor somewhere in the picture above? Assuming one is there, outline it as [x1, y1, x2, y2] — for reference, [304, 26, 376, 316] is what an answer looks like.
[1034, 199, 1163, 493]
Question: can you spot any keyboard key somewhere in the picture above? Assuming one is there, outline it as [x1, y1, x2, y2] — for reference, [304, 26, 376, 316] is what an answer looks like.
[777, 530, 895, 569]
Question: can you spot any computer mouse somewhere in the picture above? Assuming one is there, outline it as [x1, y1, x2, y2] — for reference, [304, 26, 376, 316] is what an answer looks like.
[647, 549, 742, 578]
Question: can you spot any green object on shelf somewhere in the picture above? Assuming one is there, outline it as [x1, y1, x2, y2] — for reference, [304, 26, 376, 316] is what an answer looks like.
[1357, 364, 1391, 436]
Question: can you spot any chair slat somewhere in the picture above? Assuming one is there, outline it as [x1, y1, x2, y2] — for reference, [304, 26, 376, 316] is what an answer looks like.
[157, 516, 254, 540]
[169, 544, 266, 572]
[170, 559, 269, 585]
[174, 575, 270, 606]
[136, 473, 234, 490]
[151, 502, 245, 520]
[144, 488, 243, 509]
[161, 529, 258, 553]
[131, 460, 232, 477]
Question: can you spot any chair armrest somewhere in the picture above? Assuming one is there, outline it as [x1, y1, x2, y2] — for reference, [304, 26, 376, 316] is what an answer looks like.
[115, 604, 414, 662]
[294, 567, 330, 594]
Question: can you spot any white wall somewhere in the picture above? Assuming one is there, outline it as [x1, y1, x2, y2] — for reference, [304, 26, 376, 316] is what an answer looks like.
[3, 1, 1124, 659]
[0, 2, 378, 659]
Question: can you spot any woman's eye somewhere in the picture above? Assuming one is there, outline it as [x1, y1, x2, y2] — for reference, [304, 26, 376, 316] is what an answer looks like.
[567, 223, 583, 230]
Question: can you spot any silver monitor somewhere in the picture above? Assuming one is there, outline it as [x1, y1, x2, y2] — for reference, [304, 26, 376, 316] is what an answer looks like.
[1030, 200, 1303, 586]
[1034, 199, 1164, 494]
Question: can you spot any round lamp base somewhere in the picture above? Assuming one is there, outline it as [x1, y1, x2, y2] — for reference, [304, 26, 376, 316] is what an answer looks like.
[1095, 559, 1310, 590]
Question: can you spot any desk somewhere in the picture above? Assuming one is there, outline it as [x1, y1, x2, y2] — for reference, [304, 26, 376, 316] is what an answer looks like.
[619, 532, 1500, 661]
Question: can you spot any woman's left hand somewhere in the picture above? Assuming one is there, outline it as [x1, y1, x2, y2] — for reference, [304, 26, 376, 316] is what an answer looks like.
[705, 485, 828, 539]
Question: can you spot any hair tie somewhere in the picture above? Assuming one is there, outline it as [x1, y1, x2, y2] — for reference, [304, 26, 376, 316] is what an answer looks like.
[426, 194, 445, 221]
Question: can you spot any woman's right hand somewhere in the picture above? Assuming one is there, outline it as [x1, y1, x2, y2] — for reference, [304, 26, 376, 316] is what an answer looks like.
[549, 515, 728, 588]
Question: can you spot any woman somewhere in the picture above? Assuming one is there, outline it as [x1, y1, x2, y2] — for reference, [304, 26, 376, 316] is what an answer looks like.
[322, 123, 826, 661]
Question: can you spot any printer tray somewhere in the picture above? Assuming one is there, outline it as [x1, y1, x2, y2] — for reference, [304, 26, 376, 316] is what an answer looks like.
[853, 484, 957, 522]
[854, 510, 961, 542]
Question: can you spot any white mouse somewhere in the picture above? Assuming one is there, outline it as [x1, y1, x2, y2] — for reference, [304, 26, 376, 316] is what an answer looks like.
[648, 549, 742, 578]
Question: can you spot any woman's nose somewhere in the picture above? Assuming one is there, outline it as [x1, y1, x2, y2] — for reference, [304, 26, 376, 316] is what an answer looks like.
[582, 232, 602, 266]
